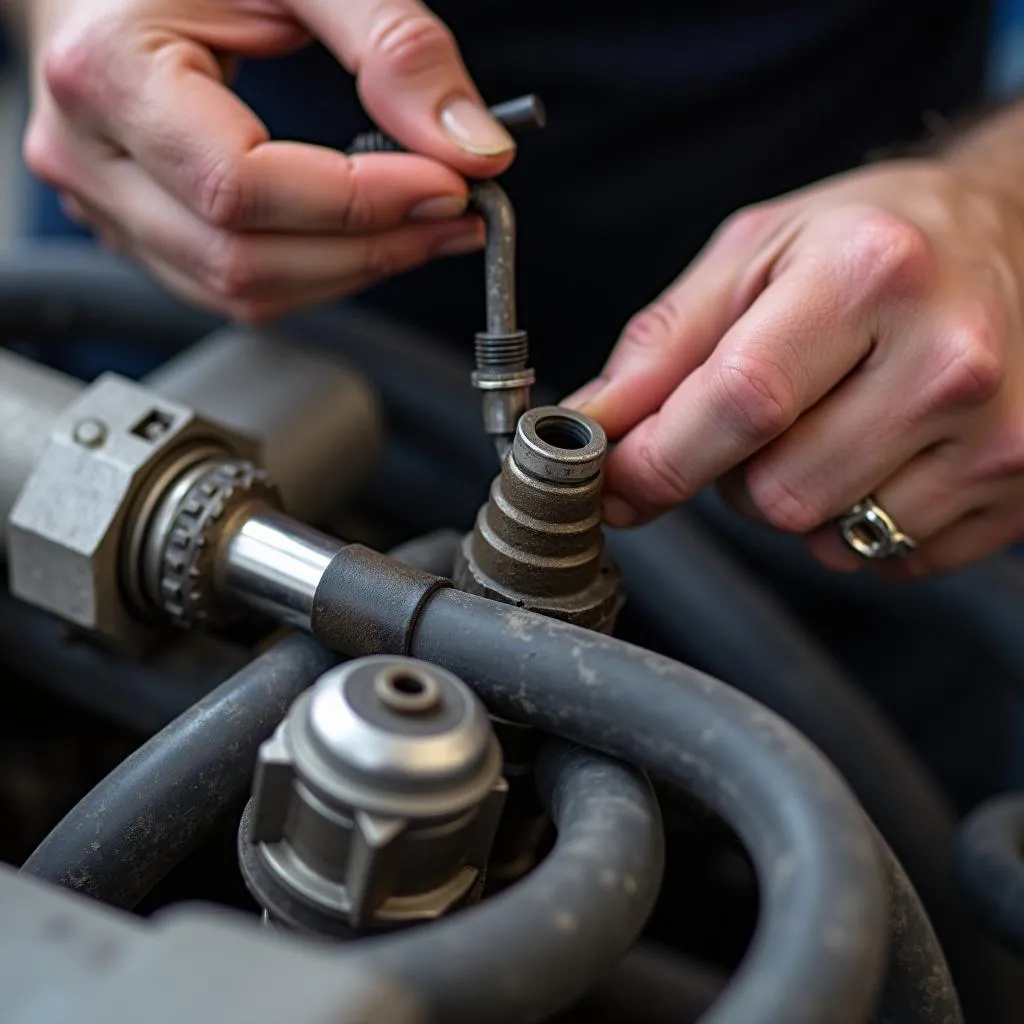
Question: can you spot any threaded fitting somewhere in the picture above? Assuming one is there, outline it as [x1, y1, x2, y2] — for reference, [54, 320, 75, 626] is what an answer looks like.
[474, 330, 529, 372]
[454, 407, 622, 632]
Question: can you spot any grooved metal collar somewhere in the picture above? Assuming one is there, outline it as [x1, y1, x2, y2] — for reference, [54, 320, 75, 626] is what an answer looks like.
[152, 457, 281, 628]
[513, 407, 606, 483]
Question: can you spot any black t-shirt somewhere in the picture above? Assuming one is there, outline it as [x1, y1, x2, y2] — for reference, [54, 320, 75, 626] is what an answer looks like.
[236, 0, 992, 393]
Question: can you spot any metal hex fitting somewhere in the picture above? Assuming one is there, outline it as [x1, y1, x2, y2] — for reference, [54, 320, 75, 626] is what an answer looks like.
[6, 374, 256, 647]
[454, 406, 623, 633]
[241, 657, 507, 937]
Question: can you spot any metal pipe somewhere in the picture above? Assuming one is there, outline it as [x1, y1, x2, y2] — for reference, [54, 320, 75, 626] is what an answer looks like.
[0, 245, 221, 348]
[470, 181, 517, 336]
[220, 508, 343, 628]
[0, 348, 82, 534]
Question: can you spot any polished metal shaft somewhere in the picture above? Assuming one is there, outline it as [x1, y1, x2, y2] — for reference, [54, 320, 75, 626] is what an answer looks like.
[220, 508, 342, 629]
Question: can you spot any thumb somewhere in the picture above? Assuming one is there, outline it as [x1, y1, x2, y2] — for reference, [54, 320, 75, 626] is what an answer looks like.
[290, 0, 515, 176]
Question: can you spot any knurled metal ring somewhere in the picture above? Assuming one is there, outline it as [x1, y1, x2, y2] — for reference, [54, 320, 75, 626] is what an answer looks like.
[159, 458, 281, 628]
[837, 497, 917, 560]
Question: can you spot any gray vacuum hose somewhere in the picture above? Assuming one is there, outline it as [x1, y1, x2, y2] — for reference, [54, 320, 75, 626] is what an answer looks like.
[354, 742, 664, 1024]
[309, 569, 890, 1024]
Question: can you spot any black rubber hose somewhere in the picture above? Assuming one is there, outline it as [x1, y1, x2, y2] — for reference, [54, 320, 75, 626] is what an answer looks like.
[0, 586, 253, 736]
[385, 529, 462, 578]
[20, 633, 337, 908]
[353, 742, 664, 1024]
[0, 244, 222, 345]
[554, 943, 726, 1024]
[610, 520, 962, 1024]
[374, 590, 889, 1024]
[605, 510, 1003, 1019]
[953, 795, 1024, 956]
[690, 487, 1024, 692]
[15, 535, 461, 907]
[876, 836, 962, 1024]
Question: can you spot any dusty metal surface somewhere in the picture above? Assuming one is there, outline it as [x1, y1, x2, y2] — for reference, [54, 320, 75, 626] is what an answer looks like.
[469, 181, 536, 453]
[0, 349, 83, 533]
[0, 864, 425, 1024]
[454, 406, 622, 632]
[344, 100, 544, 455]
[7, 374, 255, 647]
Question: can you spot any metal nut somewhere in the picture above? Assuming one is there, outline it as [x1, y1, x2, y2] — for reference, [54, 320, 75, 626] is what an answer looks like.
[7, 374, 257, 648]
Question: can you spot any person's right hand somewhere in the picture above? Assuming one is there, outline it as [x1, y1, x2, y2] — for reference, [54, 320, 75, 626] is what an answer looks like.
[24, 0, 516, 322]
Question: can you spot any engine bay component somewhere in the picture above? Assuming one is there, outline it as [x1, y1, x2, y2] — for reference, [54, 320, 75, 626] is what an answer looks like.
[144, 328, 383, 524]
[4, 213, 1020, 1021]
[346, 97, 543, 459]
[145, 456, 282, 630]
[483, 715, 548, 888]
[468, 180, 535, 457]
[0, 349, 82, 529]
[2, 863, 425, 1024]
[454, 406, 623, 632]
[239, 656, 507, 937]
[6, 373, 256, 647]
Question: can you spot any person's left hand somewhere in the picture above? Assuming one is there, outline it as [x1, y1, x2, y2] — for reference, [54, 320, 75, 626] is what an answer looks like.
[564, 160, 1024, 576]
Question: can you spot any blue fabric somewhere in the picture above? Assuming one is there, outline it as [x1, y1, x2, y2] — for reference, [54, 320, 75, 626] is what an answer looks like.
[991, 0, 1024, 93]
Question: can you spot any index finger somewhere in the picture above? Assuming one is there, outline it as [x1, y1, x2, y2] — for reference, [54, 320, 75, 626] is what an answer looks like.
[602, 257, 875, 524]
[50, 33, 472, 233]
[292, 0, 516, 175]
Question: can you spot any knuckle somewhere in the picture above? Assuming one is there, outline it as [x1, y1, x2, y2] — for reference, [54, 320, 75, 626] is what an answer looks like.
[926, 312, 1006, 411]
[369, 7, 458, 78]
[193, 156, 247, 228]
[744, 465, 824, 533]
[711, 352, 797, 441]
[618, 298, 680, 354]
[715, 203, 776, 246]
[42, 27, 111, 112]
[22, 120, 68, 187]
[843, 211, 934, 300]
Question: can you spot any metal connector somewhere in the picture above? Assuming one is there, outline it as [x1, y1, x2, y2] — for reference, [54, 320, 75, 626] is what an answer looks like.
[469, 180, 535, 457]
[454, 406, 623, 633]
[345, 95, 546, 461]
[239, 657, 507, 937]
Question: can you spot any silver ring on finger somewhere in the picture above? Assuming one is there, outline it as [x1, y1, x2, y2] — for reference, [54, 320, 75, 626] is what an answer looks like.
[837, 496, 917, 560]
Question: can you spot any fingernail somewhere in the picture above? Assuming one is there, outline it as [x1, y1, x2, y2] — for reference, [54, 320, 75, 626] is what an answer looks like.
[435, 222, 485, 257]
[562, 377, 608, 411]
[439, 97, 516, 156]
[603, 495, 639, 528]
[408, 195, 468, 221]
